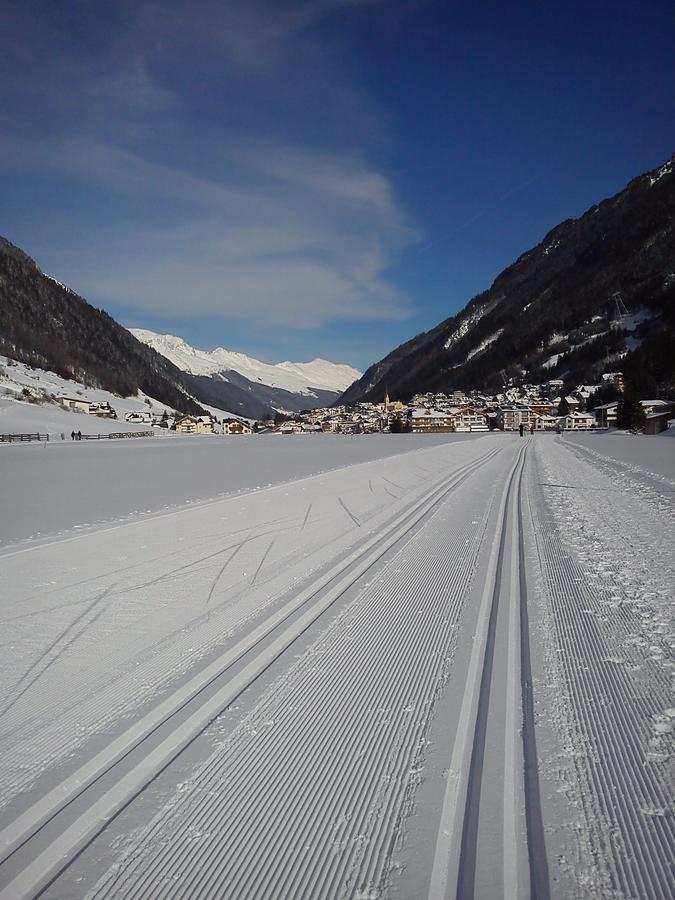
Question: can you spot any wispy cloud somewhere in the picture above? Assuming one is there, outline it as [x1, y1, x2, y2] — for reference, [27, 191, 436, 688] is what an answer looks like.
[2, 134, 416, 327]
[0, 0, 421, 337]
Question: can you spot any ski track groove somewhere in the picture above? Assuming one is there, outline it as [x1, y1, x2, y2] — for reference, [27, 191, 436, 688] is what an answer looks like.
[0, 474, 423, 796]
[87, 451, 497, 900]
[338, 496, 361, 528]
[0, 586, 115, 721]
[0, 447, 501, 898]
[250, 538, 275, 586]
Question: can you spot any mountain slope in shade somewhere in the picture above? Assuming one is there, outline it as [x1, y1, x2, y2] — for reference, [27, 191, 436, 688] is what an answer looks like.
[130, 329, 361, 396]
[340, 154, 675, 404]
[0, 237, 207, 416]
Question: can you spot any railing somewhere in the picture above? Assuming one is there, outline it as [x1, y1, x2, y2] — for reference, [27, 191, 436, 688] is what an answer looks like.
[76, 431, 155, 440]
[0, 433, 49, 442]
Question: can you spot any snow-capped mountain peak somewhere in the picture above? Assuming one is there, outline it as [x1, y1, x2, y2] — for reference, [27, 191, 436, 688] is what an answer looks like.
[130, 329, 361, 396]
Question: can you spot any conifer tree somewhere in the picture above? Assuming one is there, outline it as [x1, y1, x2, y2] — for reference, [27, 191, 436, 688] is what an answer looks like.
[616, 390, 646, 432]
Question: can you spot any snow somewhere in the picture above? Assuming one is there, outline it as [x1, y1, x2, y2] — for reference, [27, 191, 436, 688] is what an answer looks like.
[648, 158, 672, 186]
[0, 431, 472, 546]
[542, 353, 560, 369]
[443, 301, 493, 351]
[0, 356, 181, 439]
[0, 354, 253, 436]
[464, 328, 503, 361]
[0, 434, 672, 898]
[130, 329, 361, 395]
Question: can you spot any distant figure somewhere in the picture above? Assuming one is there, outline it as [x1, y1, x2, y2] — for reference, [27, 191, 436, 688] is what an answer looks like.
[77, 430, 82, 441]
[519, 423, 524, 437]
[529, 423, 535, 435]
[71, 431, 75, 441]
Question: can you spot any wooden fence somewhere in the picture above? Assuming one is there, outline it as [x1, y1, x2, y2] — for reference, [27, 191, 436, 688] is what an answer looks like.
[0, 433, 49, 442]
[77, 431, 155, 440]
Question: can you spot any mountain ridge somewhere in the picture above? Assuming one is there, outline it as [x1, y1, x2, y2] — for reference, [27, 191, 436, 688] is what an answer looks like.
[340, 154, 675, 405]
[130, 329, 360, 396]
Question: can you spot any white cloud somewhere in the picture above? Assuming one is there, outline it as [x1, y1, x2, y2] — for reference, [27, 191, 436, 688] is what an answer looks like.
[0, 0, 421, 335]
[2, 134, 417, 327]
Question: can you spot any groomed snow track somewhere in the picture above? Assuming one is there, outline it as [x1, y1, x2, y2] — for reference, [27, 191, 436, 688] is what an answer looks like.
[1, 434, 672, 900]
[1, 446, 502, 899]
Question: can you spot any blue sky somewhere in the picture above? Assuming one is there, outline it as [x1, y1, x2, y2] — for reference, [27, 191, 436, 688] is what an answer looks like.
[1, 0, 673, 369]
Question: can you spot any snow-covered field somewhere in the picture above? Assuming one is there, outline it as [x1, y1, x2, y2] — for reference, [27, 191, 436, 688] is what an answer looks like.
[0, 433, 672, 899]
[0, 433, 471, 546]
[0, 356, 242, 438]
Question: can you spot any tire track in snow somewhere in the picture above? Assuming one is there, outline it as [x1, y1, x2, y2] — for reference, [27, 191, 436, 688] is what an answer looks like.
[0, 448, 501, 900]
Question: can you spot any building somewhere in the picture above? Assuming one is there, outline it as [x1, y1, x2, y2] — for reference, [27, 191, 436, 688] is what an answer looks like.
[558, 412, 596, 430]
[644, 412, 672, 435]
[175, 416, 197, 434]
[497, 407, 536, 431]
[195, 416, 215, 434]
[58, 396, 91, 413]
[222, 418, 252, 435]
[534, 415, 559, 431]
[592, 401, 618, 428]
[452, 412, 489, 432]
[411, 408, 453, 433]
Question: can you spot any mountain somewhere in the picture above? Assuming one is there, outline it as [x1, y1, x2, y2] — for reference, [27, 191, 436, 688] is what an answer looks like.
[0, 237, 207, 416]
[0, 236, 361, 420]
[340, 155, 675, 405]
[131, 329, 361, 415]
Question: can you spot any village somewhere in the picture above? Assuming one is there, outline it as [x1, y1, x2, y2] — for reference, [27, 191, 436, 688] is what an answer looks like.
[56, 370, 674, 437]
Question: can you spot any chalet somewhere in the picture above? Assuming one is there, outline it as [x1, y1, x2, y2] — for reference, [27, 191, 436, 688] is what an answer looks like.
[222, 418, 252, 435]
[558, 412, 595, 430]
[175, 416, 197, 434]
[89, 401, 117, 419]
[195, 416, 215, 434]
[640, 400, 675, 417]
[534, 414, 559, 431]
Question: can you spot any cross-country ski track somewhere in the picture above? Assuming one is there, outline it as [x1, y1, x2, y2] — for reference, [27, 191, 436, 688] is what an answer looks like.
[0, 434, 672, 899]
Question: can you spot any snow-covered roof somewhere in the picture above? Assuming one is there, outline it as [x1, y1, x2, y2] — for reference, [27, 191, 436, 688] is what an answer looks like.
[412, 409, 448, 419]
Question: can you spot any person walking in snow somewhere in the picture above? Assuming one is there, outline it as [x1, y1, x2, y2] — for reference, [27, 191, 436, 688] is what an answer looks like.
[71, 430, 75, 441]
[77, 430, 82, 441]
[519, 422, 524, 437]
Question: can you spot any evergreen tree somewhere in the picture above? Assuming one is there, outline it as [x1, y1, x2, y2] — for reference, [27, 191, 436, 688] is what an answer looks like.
[616, 391, 646, 432]
[557, 396, 571, 416]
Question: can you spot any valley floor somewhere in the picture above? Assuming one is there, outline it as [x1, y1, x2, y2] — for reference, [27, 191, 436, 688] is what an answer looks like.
[0, 434, 672, 899]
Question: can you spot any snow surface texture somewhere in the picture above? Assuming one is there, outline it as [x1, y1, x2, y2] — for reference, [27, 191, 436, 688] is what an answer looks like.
[130, 329, 361, 395]
[0, 434, 672, 899]
[0, 432, 468, 546]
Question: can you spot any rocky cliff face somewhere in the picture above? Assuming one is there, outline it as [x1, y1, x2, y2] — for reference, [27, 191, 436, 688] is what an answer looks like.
[340, 155, 675, 404]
